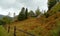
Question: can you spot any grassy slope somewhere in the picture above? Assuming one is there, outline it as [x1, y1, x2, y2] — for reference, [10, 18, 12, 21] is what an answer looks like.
[7, 17, 59, 36]
[9, 18, 42, 36]
[46, 2, 60, 36]
[0, 25, 8, 36]
[48, 2, 60, 15]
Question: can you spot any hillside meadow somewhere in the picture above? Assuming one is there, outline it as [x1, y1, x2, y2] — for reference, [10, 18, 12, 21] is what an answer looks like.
[0, 0, 60, 36]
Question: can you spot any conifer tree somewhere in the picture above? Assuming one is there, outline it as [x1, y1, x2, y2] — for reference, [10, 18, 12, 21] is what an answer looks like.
[35, 7, 41, 16]
[28, 10, 36, 17]
[25, 8, 28, 19]
[18, 7, 25, 21]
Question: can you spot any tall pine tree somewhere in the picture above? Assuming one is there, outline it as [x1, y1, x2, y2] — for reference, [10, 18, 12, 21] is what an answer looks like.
[25, 8, 28, 19]
[35, 7, 41, 16]
[18, 7, 25, 21]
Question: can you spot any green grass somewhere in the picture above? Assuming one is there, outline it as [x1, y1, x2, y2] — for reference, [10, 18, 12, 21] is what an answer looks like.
[50, 20, 60, 36]
[0, 25, 8, 36]
[48, 2, 60, 15]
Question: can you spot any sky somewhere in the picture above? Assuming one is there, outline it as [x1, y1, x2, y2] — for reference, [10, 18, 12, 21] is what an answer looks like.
[0, 0, 48, 17]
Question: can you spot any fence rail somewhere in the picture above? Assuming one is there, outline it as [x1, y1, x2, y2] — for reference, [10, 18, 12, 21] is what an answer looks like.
[8, 26, 35, 36]
[17, 28, 35, 36]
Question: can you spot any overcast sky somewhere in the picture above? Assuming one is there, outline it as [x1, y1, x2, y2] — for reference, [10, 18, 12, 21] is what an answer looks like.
[0, 0, 48, 17]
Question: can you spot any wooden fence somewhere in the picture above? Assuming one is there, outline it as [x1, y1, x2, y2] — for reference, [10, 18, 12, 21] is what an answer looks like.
[8, 26, 35, 36]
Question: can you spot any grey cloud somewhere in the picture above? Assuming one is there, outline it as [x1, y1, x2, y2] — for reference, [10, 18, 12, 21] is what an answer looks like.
[0, 0, 48, 11]
[0, 0, 20, 9]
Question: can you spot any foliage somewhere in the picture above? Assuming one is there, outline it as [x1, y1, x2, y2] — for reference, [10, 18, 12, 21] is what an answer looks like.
[44, 12, 50, 18]
[28, 10, 36, 17]
[48, 2, 60, 15]
[48, 0, 57, 10]
[25, 8, 28, 19]
[2, 16, 12, 24]
[35, 7, 41, 17]
[17, 7, 28, 21]
[0, 20, 6, 25]
[18, 7, 26, 21]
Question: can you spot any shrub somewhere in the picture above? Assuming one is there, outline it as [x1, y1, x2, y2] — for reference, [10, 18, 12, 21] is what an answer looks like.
[44, 12, 50, 18]
[35, 7, 41, 17]
[28, 10, 36, 17]
[0, 20, 6, 25]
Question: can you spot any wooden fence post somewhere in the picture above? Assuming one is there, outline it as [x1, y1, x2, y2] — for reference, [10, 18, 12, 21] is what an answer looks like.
[14, 26, 16, 36]
[8, 25, 10, 33]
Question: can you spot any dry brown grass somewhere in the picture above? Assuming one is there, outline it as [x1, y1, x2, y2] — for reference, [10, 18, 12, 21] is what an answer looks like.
[5, 12, 60, 36]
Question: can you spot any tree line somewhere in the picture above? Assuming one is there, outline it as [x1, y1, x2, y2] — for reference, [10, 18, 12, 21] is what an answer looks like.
[17, 7, 41, 21]
[0, 7, 42, 25]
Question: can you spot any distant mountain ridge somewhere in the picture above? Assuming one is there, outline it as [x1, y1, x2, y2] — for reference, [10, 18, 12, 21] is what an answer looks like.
[0, 15, 5, 19]
[0, 14, 12, 19]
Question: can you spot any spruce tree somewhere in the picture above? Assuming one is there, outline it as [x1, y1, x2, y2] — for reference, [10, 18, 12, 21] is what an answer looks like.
[28, 10, 36, 17]
[18, 7, 25, 21]
[25, 8, 28, 19]
[35, 7, 41, 16]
